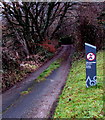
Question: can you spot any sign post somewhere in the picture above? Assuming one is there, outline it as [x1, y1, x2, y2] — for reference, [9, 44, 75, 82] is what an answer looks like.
[85, 43, 97, 88]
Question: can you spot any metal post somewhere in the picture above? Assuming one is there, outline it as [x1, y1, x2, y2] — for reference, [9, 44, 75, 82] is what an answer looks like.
[85, 43, 97, 88]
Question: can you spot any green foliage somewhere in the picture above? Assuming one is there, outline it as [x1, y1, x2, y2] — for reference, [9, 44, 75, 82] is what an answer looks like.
[36, 59, 62, 82]
[54, 50, 104, 118]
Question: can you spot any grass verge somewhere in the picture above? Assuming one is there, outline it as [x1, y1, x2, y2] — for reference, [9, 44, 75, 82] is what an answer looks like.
[54, 50, 104, 119]
[35, 59, 62, 82]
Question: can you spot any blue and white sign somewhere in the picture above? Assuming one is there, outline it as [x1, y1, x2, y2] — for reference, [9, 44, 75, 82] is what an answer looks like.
[85, 43, 97, 88]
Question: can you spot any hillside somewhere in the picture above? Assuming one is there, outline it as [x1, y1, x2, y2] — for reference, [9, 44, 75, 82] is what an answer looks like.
[54, 50, 104, 118]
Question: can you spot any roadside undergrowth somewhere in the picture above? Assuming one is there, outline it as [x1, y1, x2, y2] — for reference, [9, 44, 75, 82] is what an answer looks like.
[2, 50, 55, 92]
[2, 63, 38, 92]
[35, 58, 63, 82]
[54, 50, 104, 119]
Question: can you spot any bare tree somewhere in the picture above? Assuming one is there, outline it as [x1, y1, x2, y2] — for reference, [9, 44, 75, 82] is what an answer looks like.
[2, 2, 77, 54]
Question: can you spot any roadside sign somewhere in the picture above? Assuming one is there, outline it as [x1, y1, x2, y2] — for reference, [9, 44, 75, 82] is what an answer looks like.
[86, 52, 95, 61]
[85, 43, 97, 88]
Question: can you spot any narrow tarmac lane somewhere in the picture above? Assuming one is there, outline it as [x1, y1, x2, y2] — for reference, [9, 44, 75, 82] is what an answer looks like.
[2, 45, 74, 118]
[2, 45, 66, 112]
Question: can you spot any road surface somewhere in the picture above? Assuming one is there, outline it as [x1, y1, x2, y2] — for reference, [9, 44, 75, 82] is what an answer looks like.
[2, 45, 74, 118]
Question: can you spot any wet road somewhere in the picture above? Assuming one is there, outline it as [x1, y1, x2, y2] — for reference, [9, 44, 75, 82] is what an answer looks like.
[2, 45, 74, 118]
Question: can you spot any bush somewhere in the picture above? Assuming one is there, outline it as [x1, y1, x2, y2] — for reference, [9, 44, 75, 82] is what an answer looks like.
[2, 47, 20, 71]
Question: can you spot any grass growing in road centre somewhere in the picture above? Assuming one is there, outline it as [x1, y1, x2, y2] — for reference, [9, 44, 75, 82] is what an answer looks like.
[54, 50, 104, 119]
[36, 59, 62, 82]
[20, 59, 62, 95]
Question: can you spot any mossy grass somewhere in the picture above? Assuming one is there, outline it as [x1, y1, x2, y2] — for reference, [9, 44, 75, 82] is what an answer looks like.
[20, 59, 62, 95]
[20, 88, 32, 95]
[36, 59, 62, 82]
[54, 50, 104, 119]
